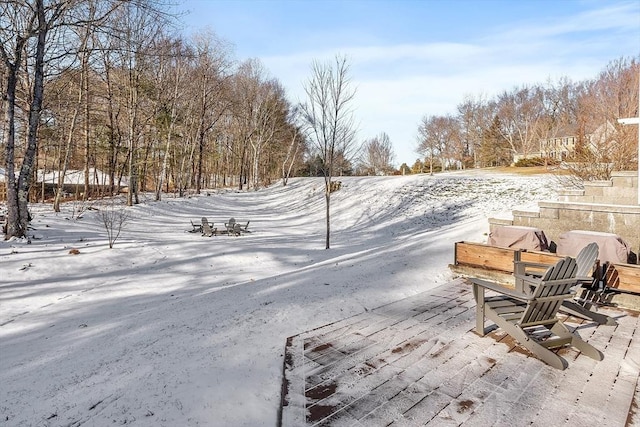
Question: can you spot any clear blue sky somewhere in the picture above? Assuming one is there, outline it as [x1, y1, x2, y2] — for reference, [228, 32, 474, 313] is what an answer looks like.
[173, 0, 640, 167]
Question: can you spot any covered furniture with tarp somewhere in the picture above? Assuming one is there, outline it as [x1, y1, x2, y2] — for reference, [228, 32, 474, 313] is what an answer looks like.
[557, 230, 630, 264]
[488, 225, 549, 251]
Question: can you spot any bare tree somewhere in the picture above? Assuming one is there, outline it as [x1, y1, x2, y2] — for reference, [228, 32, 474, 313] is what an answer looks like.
[456, 94, 492, 168]
[234, 60, 287, 190]
[438, 115, 463, 170]
[417, 115, 454, 174]
[360, 132, 396, 175]
[101, 200, 129, 248]
[112, 2, 166, 206]
[53, 1, 99, 211]
[190, 30, 232, 193]
[0, 0, 167, 239]
[300, 55, 358, 249]
[150, 37, 191, 201]
[569, 58, 639, 180]
[496, 85, 546, 161]
[280, 106, 304, 186]
[1, 0, 63, 238]
[1, 0, 113, 239]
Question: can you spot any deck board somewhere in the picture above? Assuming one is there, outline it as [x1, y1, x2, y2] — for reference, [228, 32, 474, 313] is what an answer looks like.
[280, 278, 640, 426]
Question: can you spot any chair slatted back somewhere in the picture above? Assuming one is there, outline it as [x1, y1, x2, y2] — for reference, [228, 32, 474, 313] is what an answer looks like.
[575, 242, 599, 278]
[202, 217, 214, 236]
[521, 257, 577, 326]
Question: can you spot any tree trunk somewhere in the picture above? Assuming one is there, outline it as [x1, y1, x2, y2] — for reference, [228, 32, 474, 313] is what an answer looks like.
[53, 95, 79, 212]
[324, 186, 331, 249]
[281, 130, 299, 186]
[83, 48, 91, 200]
[3, 60, 22, 238]
[126, 70, 138, 206]
[16, 5, 49, 235]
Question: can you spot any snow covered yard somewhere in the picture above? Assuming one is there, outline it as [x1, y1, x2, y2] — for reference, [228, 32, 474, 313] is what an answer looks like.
[0, 171, 558, 426]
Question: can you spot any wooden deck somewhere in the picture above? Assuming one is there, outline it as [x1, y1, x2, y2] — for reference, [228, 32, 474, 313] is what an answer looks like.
[280, 278, 640, 426]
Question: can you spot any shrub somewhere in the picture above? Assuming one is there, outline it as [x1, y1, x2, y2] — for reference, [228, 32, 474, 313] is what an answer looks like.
[514, 157, 558, 167]
[100, 203, 130, 248]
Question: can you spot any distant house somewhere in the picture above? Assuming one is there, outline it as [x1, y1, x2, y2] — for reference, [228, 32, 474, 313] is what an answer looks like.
[519, 122, 618, 163]
[0, 168, 127, 201]
[35, 168, 128, 198]
[539, 125, 580, 162]
[588, 121, 618, 152]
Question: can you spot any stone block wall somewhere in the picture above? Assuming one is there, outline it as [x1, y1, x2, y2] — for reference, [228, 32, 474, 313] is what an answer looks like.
[559, 171, 638, 205]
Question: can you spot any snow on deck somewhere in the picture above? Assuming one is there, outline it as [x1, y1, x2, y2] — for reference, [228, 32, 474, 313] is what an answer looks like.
[281, 278, 640, 426]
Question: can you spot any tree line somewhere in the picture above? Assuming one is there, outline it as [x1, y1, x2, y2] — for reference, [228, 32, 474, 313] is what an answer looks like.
[1, 0, 318, 239]
[412, 57, 639, 178]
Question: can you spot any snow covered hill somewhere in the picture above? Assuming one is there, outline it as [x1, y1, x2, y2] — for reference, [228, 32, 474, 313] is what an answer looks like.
[0, 171, 558, 426]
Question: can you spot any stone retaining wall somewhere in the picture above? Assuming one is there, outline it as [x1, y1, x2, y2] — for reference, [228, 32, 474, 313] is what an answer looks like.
[559, 171, 638, 205]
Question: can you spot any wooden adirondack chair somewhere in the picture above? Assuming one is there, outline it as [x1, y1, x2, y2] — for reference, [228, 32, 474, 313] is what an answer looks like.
[201, 217, 216, 237]
[189, 220, 203, 233]
[225, 218, 250, 236]
[514, 243, 615, 325]
[472, 256, 604, 370]
[559, 243, 616, 325]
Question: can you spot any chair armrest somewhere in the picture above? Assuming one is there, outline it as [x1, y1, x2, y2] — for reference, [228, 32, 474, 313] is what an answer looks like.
[514, 273, 543, 286]
[513, 261, 550, 276]
[514, 261, 550, 269]
[514, 273, 544, 295]
[470, 278, 533, 301]
[575, 275, 596, 286]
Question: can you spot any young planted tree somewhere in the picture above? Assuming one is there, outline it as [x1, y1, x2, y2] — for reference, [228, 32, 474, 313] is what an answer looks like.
[301, 55, 358, 249]
[101, 201, 129, 248]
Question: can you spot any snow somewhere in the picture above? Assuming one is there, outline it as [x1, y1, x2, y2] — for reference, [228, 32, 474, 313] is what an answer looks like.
[0, 170, 558, 426]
